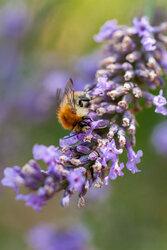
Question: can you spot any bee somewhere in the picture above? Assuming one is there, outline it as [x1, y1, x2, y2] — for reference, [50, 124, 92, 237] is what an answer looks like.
[56, 78, 91, 133]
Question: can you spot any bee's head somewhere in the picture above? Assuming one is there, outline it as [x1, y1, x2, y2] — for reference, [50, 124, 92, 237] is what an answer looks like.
[77, 93, 91, 108]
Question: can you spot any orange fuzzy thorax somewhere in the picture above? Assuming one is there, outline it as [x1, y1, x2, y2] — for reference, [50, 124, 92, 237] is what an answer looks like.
[58, 104, 81, 130]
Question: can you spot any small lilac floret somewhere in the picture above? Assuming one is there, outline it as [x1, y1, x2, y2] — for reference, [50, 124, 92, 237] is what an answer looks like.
[1, 166, 25, 194]
[104, 176, 109, 186]
[100, 139, 123, 166]
[16, 193, 46, 212]
[61, 195, 70, 207]
[89, 151, 98, 161]
[133, 16, 153, 37]
[126, 140, 143, 174]
[91, 75, 109, 96]
[76, 145, 90, 154]
[94, 20, 118, 42]
[153, 90, 167, 115]
[108, 161, 124, 180]
[141, 36, 156, 51]
[67, 169, 85, 193]
[33, 144, 61, 164]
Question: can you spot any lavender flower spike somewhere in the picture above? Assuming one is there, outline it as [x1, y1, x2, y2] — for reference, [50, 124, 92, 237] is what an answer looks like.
[2, 16, 167, 211]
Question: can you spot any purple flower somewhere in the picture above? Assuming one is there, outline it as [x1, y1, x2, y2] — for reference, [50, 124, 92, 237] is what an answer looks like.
[94, 20, 118, 42]
[1, 166, 25, 194]
[59, 134, 81, 148]
[88, 151, 98, 161]
[16, 193, 46, 212]
[61, 194, 70, 207]
[133, 16, 153, 37]
[141, 36, 156, 51]
[108, 161, 124, 180]
[67, 169, 85, 193]
[151, 121, 167, 156]
[153, 90, 167, 115]
[126, 140, 143, 174]
[91, 119, 109, 129]
[26, 224, 91, 250]
[22, 161, 46, 190]
[33, 144, 61, 164]
[91, 75, 109, 96]
[99, 139, 123, 166]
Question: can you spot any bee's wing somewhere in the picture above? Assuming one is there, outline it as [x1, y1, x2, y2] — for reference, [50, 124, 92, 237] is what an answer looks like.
[56, 87, 64, 110]
[56, 78, 76, 113]
[63, 78, 76, 113]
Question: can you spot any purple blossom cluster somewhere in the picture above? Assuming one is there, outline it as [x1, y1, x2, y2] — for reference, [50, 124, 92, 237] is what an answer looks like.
[2, 17, 167, 212]
[26, 224, 91, 250]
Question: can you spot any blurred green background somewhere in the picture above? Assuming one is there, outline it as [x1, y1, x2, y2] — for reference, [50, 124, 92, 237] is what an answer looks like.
[0, 0, 167, 249]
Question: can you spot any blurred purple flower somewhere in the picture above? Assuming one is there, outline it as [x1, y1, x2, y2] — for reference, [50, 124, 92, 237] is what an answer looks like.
[33, 144, 61, 164]
[151, 121, 167, 155]
[1, 166, 25, 194]
[26, 224, 91, 250]
[94, 20, 118, 42]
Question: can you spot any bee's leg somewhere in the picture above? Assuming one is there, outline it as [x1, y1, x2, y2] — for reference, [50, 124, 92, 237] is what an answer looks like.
[72, 124, 80, 133]
[82, 116, 93, 121]
[78, 120, 91, 133]
[79, 121, 89, 127]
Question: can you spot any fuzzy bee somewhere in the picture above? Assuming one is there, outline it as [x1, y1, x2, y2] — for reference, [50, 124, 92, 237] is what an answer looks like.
[56, 78, 91, 133]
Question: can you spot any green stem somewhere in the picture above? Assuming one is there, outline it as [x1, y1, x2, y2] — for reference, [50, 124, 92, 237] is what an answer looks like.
[144, 0, 156, 23]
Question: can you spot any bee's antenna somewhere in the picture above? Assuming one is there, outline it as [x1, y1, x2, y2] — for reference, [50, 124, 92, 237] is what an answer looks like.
[64, 132, 80, 139]
[84, 83, 96, 93]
